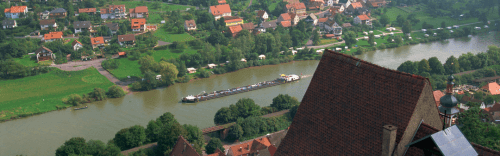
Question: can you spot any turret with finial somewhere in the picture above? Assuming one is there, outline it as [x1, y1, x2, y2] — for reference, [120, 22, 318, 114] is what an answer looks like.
[439, 63, 459, 128]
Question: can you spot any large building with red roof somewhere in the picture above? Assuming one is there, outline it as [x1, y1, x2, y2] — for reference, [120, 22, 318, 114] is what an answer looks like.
[43, 31, 63, 42]
[284, 2, 306, 16]
[209, 4, 232, 20]
[481, 82, 500, 95]
[129, 6, 148, 18]
[354, 14, 371, 25]
[228, 25, 242, 38]
[274, 49, 500, 156]
[4, 6, 28, 19]
[77, 8, 96, 16]
[131, 18, 146, 31]
[227, 137, 273, 156]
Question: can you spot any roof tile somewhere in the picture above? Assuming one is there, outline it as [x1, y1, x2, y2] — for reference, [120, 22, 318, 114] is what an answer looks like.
[210, 4, 231, 16]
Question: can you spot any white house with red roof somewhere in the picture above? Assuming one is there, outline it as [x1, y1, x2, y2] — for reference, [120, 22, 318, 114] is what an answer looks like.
[354, 14, 371, 25]
[4, 6, 28, 19]
[129, 6, 148, 18]
[209, 4, 232, 20]
[100, 5, 126, 19]
[72, 40, 83, 51]
[43, 31, 63, 42]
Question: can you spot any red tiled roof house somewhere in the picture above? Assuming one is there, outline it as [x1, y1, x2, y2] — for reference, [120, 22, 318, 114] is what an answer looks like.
[354, 14, 371, 25]
[100, 5, 126, 19]
[76, 8, 96, 16]
[209, 4, 232, 20]
[72, 40, 83, 51]
[131, 18, 146, 32]
[43, 31, 63, 42]
[227, 137, 273, 156]
[284, 2, 306, 16]
[91, 37, 105, 49]
[184, 20, 197, 31]
[4, 6, 28, 19]
[34, 46, 55, 62]
[129, 6, 148, 18]
[228, 25, 242, 38]
[481, 82, 500, 95]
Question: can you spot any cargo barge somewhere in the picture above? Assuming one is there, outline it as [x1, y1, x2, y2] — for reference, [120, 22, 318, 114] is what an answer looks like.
[182, 74, 301, 103]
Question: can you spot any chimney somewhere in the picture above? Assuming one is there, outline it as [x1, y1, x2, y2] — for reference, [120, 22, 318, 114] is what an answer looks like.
[240, 147, 242, 151]
[381, 125, 397, 156]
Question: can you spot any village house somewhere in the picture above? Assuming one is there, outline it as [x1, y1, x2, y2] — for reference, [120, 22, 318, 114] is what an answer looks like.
[259, 55, 266, 60]
[305, 13, 318, 25]
[129, 6, 148, 18]
[277, 13, 291, 24]
[324, 20, 342, 36]
[280, 21, 292, 28]
[353, 14, 371, 25]
[43, 31, 63, 42]
[257, 10, 268, 21]
[485, 103, 500, 123]
[100, 5, 126, 19]
[72, 40, 83, 51]
[73, 21, 92, 33]
[481, 82, 500, 95]
[105, 23, 119, 35]
[241, 22, 255, 33]
[308, 0, 325, 11]
[118, 34, 136, 47]
[342, 22, 352, 28]
[49, 8, 67, 18]
[76, 8, 96, 16]
[328, 7, 342, 16]
[226, 137, 275, 156]
[34, 46, 55, 62]
[187, 68, 197, 74]
[284, 2, 306, 16]
[208, 64, 218, 69]
[168, 135, 200, 156]
[40, 19, 57, 30]
[326, 0, 339, 6]
[289, 13, 300, 25]
[346, 1, 363, 13]
[274, 49, 500, 156]
[355, 7, 371, 16]
[2, 20, 17, 29]
[224, 16, 243, 26]
[131, 18, 146, 31]
[218, 0, 226, 5]
[91, 37, 105, 49]
[184, 20, 197, 31]
[4, 6, 28, 19]
[228, 25, 242, 38]
[209, 4, 232, 20]
[255, 21, 277, 33]
[39, 10, 50, 20]
[317, 17, 328, 28]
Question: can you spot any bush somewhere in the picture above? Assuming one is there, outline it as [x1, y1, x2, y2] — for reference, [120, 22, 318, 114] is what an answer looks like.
[89, 88, 107, 101]
[213, 66, 227, 74]
[102, 59, 120, 70]
[196, 68, 212, 78]
[107, 85, 126, 98]
[205, 138, 225, 154]
[131, 82, 142, 91]
[66, 94, 83, 106]
[226, 124, 243, 141]
[378, 44, 387, 49]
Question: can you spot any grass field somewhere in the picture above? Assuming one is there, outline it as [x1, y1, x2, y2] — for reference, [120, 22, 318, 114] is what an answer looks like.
[151, 48, 198, 61]
[319, 38, 338, 45]
[14, 55, 39, 67]
[110, 1, 193, 12]
[0, 67, 114, 120]
[148, 14, 164, 24]
[107, 58, 143, 80]
[154, 27, 196, 42]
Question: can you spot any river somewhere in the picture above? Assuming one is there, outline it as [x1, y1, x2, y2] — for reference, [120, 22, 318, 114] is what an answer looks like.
[1, 31, 499, 156]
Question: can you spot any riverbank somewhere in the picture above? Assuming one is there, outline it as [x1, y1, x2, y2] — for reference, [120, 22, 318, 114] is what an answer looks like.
[0, 67, 115, 122]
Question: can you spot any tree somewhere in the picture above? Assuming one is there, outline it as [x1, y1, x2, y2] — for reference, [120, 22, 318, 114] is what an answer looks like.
[78, 13, 90, 21]
[270, 94, 300, 111]
[205, 138, 225, 154]
[99, 143, 122, 156]
[89, 88, 107, 101]
[379, 14, 390, 27]
[107, 85, 126, 98]
[395, 35, 403, 45]
[441, 21, 446, 28]
[312, 29, 320, 46]
[226, 124, 243, 141]
[396, 14, 406, 26]
[207, 31, 228, 46]
[289, 104, 299, 119]
[428, 57, 445, 75]
[418, 59, 431, 74]
[145, 120, 161, 143]
[343, 31, 357, 48]
[444, 56, 460, 74]
[235, 98, 261, 118]
[402, 20, 412, 34]
[86, 140, 106, 156]
[214, 107, 234, 125]
[456, 103, 500, 151]
[55, 137, 88, 156]
[484, 95, 496, 104]
[138, 55, 157, 74]
[113, 125, 147, 150]
[368, 33, 375, 46]
[158, 61, 179, 86]
[397, 61, 419, 74]
[157, 122, 187, 155]
[183, 124, 204, 155]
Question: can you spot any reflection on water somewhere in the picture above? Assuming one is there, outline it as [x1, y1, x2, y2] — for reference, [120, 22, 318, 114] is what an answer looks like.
[1, 32, 500, 156]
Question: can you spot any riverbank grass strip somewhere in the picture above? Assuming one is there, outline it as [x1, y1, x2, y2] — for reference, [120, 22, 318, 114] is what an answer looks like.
[0, 67, 114, 121]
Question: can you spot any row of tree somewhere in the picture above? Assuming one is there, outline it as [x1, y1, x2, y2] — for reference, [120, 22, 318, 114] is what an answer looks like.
[63, 85, 126, 106]
[214, 94, 299, 125]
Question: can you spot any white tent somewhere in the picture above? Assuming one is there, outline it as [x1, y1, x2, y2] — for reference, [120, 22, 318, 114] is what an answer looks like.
[363, 32, 368, 35]
[369, 31, 373, 34]
[241, 58, 247, 62]
[374, 35, 380, 38]
[259, 55, 266, 60]
[336, 48, 342, 51]
[187, 67, 196, 73]
[208, 64, 217, 69]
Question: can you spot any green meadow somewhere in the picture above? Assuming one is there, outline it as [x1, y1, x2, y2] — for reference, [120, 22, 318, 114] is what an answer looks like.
[0, 67, 114, 121]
